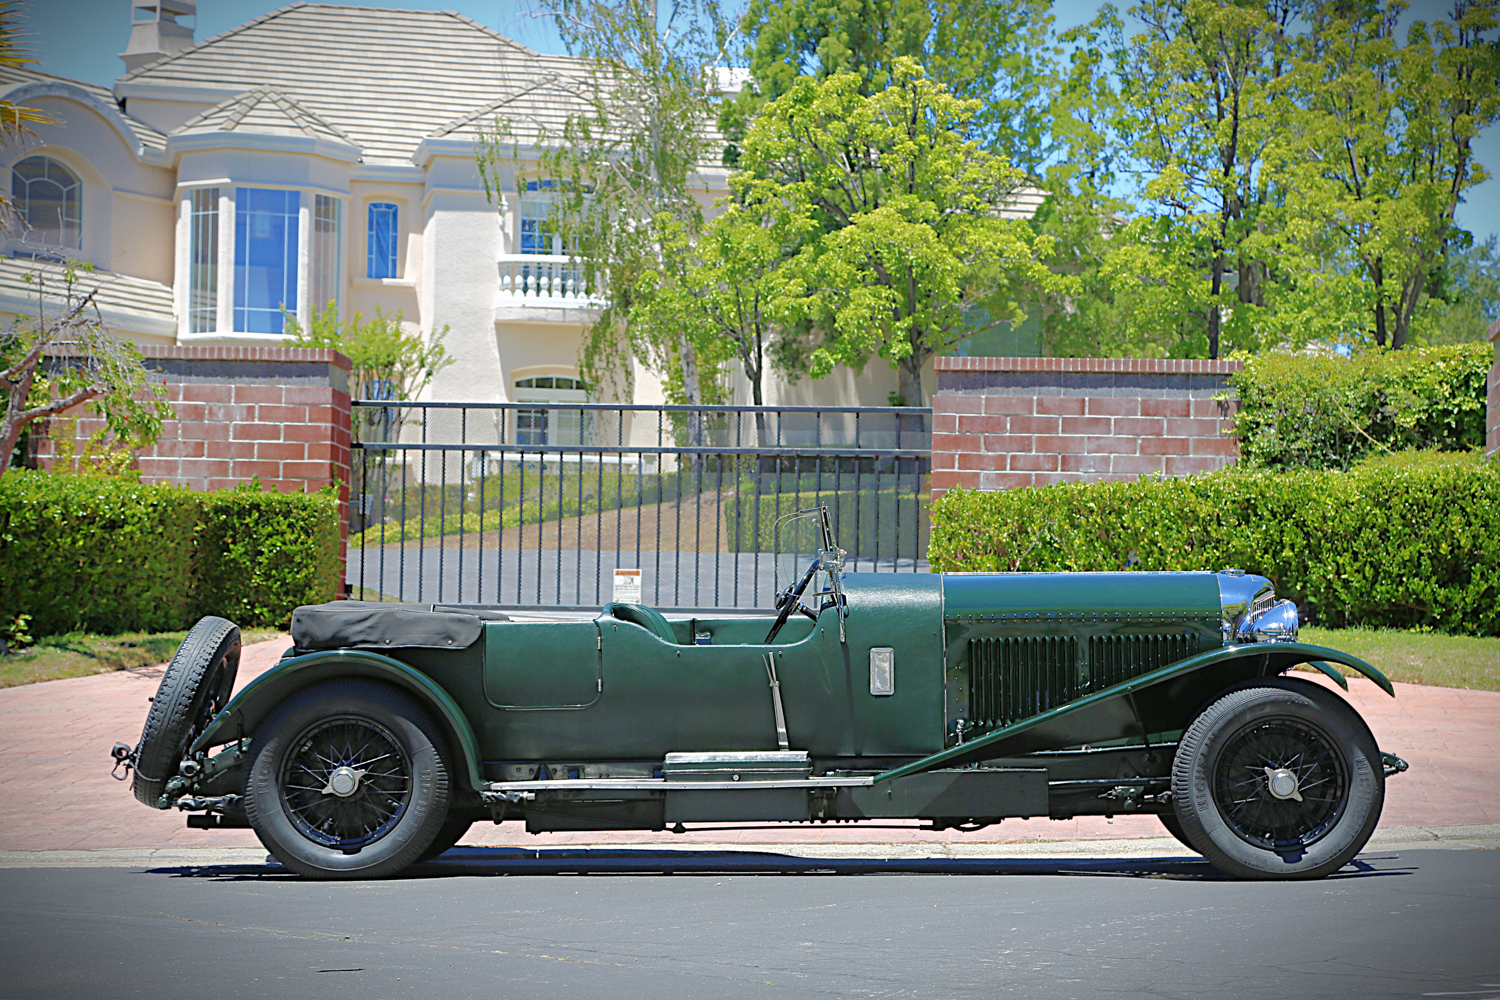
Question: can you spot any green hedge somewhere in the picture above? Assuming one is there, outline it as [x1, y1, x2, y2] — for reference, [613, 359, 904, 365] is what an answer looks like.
[929, 451, 1500, 635]
[1229, 344, 1491, 470]
[0, 472, 340, 637]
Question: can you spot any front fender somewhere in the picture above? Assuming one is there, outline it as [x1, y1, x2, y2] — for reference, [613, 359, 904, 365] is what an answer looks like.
[876, 641, 1393, 783]
[191, 649, 487, 793]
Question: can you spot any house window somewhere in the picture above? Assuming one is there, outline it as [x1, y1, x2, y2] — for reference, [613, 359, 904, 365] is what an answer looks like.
[310, 194, 341, 311]
[514, 375, 588, 446]
[233, 187, 299, 334]
[11, 155, 82, 249]
[188, 188, 219, 334]
[367, 202, 397, 278]
[518, 181, 564, 255]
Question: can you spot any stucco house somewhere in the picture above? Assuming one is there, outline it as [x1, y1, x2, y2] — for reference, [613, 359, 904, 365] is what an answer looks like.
[0, 0, 965, 418]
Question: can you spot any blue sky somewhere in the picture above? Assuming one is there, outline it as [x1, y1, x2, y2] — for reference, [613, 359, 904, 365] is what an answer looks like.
[15, 0, 1498, 244]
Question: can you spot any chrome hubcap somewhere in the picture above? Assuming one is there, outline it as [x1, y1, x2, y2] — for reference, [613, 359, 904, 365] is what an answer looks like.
[1264, 766, 1302, 802]
[322, 765, 366, 798]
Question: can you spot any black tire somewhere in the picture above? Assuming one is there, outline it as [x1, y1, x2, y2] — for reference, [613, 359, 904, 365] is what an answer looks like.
[243, 679, 451, 879]
[1171, 677, 1384, 880]
[133, 617, 241, 808]
[416, 813, 475, 863]
[1156, 811, 1198, 853]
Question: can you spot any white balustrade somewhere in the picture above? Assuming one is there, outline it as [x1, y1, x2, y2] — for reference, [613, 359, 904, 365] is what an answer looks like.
[496, 254, 602, 306]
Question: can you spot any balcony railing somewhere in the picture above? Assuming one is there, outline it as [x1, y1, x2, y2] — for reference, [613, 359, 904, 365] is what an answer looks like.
[497, 254, 603, 307]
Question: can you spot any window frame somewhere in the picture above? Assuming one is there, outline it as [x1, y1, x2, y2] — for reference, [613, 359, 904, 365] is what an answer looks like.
[366, 201, 399, 279]
[10, 154, 83, 252]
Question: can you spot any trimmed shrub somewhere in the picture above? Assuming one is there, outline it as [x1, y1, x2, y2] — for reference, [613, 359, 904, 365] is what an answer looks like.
[0, 472, 340, 637]
[192, 483, 342, 629]
[928, 451, 1500, 635]
[1229, 344, 1491, 470]
[0, 473, 198, 636]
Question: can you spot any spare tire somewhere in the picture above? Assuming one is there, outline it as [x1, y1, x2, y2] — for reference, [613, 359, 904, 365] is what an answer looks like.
[133, 617, 241, 808]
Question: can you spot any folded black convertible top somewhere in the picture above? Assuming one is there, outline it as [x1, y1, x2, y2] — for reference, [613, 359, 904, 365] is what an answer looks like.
[290, 601, 509, 651]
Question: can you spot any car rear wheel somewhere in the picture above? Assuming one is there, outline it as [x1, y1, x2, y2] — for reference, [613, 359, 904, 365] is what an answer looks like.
[1171, 677, 1383, 880]
[133, 617, 241, 808]
[244, 680, 451, 879]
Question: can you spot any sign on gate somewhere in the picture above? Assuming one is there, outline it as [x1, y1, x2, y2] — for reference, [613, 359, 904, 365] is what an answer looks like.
[613, 568, 642, 604]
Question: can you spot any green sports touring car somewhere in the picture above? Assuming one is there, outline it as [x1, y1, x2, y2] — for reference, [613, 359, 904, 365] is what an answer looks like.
[115, 506, 1406, 880]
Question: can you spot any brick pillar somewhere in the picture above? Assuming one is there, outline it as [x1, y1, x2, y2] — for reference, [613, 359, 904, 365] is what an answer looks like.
[1488, 318, 1499, 458]
[930, 357, 1243, 502]
[34, 346, 353, 581]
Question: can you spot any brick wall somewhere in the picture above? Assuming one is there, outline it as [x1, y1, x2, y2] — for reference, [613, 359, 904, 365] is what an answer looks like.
[930, 357, 1243, 501]
[33, 345, 354, 569]
[1489, 318, 1499, 457]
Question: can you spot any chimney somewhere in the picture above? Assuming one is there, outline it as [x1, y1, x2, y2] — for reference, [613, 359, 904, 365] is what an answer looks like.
[120, 0, 196, 74]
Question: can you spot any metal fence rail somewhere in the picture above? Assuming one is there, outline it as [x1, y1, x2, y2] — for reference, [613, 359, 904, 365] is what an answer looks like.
[347, 401, 932, 612]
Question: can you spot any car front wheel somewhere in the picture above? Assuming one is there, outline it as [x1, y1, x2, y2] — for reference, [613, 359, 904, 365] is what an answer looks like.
[244, 679, 451, 879]
[1171, 677, 1384, 880]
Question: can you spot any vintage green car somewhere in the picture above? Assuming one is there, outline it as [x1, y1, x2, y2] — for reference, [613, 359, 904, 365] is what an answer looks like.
[116, 507, 1405, 881]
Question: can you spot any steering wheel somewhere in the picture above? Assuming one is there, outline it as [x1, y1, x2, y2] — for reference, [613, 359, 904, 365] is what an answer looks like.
[764, 558, 821, 644]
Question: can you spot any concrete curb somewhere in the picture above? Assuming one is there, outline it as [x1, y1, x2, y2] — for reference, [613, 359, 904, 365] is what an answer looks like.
[2, 825, 1494, 869]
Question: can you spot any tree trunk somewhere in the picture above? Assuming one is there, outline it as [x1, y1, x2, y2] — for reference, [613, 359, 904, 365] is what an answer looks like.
[897, 354, 925, 408]
[1371, 257, 1388, 348]
[1208, 249, 1225, 359]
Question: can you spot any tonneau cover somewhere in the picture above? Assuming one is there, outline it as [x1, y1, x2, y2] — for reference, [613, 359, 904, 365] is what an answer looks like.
[291, 601, 508, 651]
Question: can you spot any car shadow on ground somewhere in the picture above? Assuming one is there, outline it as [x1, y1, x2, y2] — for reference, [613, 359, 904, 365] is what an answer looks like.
[146, 848, 1420, 883]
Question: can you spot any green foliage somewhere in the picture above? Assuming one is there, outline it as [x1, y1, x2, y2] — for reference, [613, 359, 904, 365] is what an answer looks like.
[727, 0, 1055, 168]
[736, 60, 1070, 405]
[929, 451, 1500, 635]
[0, 471, 339, 637]
[1229, 344, 1491, 470]
[1032, 0, 1500, 359]
[1, 262, 173, 474]
[1414, 234, 1500, 345]
[284, 301, 451, 442]
[191, 481, 342, 629]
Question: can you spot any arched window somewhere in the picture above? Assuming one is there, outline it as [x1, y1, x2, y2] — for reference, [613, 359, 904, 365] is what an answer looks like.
[513, 375, 588, 446]
[11, 156, 82, 249]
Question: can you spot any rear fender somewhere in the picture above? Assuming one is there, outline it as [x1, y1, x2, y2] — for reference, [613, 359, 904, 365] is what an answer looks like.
[877, 641, 1392, 783]
[191, 650, 486, 792]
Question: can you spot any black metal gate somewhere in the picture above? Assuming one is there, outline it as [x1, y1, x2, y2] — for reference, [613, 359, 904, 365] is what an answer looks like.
[347, 402, 931, 612]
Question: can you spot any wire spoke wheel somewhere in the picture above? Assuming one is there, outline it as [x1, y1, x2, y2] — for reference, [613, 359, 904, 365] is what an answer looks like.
[245, 680, 452, 879]
[1213, 717, 1348, 852]
[1171, 678, 1384, 880]
[279, 717, 413, 850]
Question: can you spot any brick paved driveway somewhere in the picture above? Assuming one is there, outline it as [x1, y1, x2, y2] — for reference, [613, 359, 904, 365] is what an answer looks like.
[1, 637, 1496, 852]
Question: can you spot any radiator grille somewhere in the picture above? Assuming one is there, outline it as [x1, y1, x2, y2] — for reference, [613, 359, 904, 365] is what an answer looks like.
[1087, 632, 1197, 692]
[968, 635, 1078, 731]
[967, 632, 1198, 732]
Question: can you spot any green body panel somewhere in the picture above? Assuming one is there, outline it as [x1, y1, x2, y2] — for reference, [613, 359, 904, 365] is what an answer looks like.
[875, 641, 1391, 783]
[193, 648, 488, 792]
[472, 573, 945, 764]
[942, 571, 1223, 620]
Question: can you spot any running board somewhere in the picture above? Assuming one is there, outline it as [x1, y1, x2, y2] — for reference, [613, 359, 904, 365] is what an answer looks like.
[487, 775, 875, 793]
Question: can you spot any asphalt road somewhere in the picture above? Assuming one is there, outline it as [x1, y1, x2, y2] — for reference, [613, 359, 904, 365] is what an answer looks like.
[1, 847, 1496, 999]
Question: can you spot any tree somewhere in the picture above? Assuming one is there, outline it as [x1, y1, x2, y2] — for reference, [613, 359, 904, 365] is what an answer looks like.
[1, 264, 171, 476]
[1272, 0, 1500, 349]
[476, 0, 729, 426]
[724, 0, 1055, 170]
[737, 60, 1068, 406]
[283, 302, 452, 444]
[627, 196, 811, 429]
[1096, 0, 1300, 359]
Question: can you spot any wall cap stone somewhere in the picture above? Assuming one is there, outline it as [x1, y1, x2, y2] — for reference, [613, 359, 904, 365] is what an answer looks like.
[935, 356, 1244, 374]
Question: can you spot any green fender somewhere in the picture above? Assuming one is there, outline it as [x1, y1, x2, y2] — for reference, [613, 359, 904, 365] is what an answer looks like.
[875, 641, 1393, 784]
[191, 649, 487, 793]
